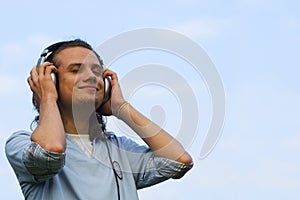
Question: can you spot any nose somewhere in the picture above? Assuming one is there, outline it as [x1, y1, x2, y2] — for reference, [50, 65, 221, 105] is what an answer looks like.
[82, 67, 97, 83]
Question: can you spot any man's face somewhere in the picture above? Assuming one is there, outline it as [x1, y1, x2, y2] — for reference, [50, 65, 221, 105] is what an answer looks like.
[54, 47, 105, 111]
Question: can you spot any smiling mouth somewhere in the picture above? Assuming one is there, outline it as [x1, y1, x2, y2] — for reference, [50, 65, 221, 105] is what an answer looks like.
[78, 86, 99, 91]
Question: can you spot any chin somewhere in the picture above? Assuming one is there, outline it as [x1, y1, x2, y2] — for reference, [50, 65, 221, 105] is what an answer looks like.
[72, 98, 95, 107]
[71, 92, 101, 108]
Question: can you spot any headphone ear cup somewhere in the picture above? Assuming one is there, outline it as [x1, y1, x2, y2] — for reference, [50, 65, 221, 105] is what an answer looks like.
[37, 43, 63, 85]
[51, 72, 57, 85]
[103, 77, 111, 103]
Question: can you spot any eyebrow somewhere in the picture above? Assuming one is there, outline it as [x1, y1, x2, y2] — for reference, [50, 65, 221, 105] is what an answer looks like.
[67, 63, 103, 70]
[67, 63, 83, 70]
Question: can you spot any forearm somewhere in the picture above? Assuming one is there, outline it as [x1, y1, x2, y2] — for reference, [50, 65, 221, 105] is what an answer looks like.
[31, 98, 66, 153]
[118, 103, 193, 164]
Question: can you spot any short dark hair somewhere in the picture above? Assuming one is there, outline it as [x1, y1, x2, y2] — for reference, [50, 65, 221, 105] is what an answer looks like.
[31, 39, 107, 132]
[45, 39, 104, 67]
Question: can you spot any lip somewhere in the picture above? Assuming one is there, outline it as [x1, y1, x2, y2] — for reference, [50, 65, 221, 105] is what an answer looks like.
[78, 85, 99, 91]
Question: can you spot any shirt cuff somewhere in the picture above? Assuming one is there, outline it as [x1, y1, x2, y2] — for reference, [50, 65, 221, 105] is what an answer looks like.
[153, 155, 193, 179]
[23, 142, 65, 174]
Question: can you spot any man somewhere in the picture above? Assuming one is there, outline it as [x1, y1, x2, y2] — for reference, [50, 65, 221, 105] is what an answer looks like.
[5, 39, 193, 200]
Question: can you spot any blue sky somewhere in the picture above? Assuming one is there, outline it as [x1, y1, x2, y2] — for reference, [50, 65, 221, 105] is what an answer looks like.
[1, 0, 300, 199]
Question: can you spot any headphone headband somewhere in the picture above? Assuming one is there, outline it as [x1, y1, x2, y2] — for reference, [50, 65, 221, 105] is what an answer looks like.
[37, 41, 68, 67]
[40, 41, 68, 59]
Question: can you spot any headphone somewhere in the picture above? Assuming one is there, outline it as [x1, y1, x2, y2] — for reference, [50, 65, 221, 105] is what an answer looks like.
[36, 41, 111, 104]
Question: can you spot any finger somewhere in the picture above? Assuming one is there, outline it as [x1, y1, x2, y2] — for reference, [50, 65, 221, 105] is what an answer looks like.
[29, 68, 41, 89]
[27, 76, 37, 92]
[44, 64, 57, 79]
[37, 61, 53, 77]
[30, 66, 39, 81]
[102, 68, 114, 76]
[27, 76, 32, 86]
[103, 69, 118, 81]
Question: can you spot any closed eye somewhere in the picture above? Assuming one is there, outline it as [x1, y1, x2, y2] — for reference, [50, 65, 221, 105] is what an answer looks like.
[71, 68, 81, 73]
[67, 63, 82, 73]
[91, 65, 103, 77]
[67, 63, 103, 76]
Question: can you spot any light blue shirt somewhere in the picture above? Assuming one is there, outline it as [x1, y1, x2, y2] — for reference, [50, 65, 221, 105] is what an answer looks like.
[5, 131, 193, 200]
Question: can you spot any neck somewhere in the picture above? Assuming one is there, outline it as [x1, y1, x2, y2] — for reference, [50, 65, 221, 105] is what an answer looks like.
[60, 105, 103, 139]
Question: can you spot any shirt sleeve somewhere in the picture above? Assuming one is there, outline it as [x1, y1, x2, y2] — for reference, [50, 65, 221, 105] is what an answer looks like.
[5, 131, 65, 183]
[115, 135, 193, 189]
[23, 142, 65, 182]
